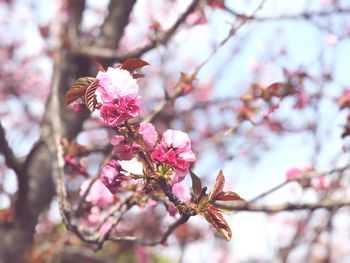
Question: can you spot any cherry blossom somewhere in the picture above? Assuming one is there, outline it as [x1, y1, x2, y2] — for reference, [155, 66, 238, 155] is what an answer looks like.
[139, 122, 158, 151]
[80, 179, 114, 208]
[151, 129, 196, 182]
[111, 134, 141, 160]
[100, 159, 128, 194]
[99, 95, 141, 127]
[95, 67, 138, 104]
[172, 181, 191, 203]
[167, 181, 191, 216]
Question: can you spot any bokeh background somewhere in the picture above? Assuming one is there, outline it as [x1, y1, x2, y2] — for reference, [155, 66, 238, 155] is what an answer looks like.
[1, 0, 350, 262]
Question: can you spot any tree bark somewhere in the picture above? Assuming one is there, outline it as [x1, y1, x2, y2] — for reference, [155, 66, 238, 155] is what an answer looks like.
[0, 1, 137, 262]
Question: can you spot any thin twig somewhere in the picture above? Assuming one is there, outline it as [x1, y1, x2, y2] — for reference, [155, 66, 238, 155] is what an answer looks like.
[192, 0, 268, 76]
[215, 199, 350, 213]
[224, 6, 350, 22]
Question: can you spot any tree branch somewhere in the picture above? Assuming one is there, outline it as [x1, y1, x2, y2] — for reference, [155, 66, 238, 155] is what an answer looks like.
[224, 6, 350, 22]
[216, 199, 350, 213]
[73, 0, 201, 61]
[0, 122, 21, 174]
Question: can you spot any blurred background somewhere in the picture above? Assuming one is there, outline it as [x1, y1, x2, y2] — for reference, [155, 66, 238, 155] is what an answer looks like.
[1, 0, 350, 262]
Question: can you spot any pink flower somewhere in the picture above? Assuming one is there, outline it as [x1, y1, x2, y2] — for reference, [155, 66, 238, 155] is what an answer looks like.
[286, 168, 302, 180]
[151, 129, 196, 182]
[167, 203, 178, 216]
[315, 176, 327, 191]
[162, 130, 191, 152]
[161, 130, 196, 163]
[72, 102, 85, 113]
[100, 103, 125, 127]
[100, 160, 128, 194]
[151, 147, 166, 162]
[117, 95, 141, 118]
[186, 9, 208, 26]
[83, 207, 114, 235]
[136, 245, 149, 263]
[167, 181, 191, 216]
[139, 122, 158, 151]
[80, 179, 114, 208]
[285, 168, 328, 191]
[294, 89, 308, 109]
[100, 95, 141, 127]
[96, 67, 138, 104]
[111, 134, 141, 160]
[172, 181, 191, 203]
[165, 150, 177, 166]
[173, 169, 186, 183]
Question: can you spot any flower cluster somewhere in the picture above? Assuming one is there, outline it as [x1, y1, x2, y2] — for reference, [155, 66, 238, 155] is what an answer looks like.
[93, 66, 195, 197]
[66, 58, 243, 242]
[111, 122, 158, 161]
[151, 129, 196, 183]
[96, 67, 141, 127]
[100, 159, 129, 194]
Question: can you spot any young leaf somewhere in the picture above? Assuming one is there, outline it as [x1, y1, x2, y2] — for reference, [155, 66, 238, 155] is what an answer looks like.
[204, 205, 232, 240]
[84, 79, 99, 112]
[190, 170, 203, 200]
[209, 169, 225, 200]
[65, 88, 87, 106]
[214, 191, 244, 202]
[92, 59, 106, 72]
[121, 58, 149, 73]
[65, 77, 96, 106]
[132, 73, 145, 79]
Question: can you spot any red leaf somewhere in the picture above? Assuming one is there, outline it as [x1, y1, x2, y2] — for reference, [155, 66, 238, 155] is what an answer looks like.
[92, 59, 106, 72]
[65, 88, 87, 106]
[0, 208, 13, 223]
[190, 170, 203, 200]
[84, 79, 99, 112]
[267, 82, 283, 93]
[65, 77, 96, 106]
[209, 169, 225, 200]
[121, 58, 149, 73]
[204, 205, 232, 240]
[132, 73, 145, 79]
[215, 191, 244, 202]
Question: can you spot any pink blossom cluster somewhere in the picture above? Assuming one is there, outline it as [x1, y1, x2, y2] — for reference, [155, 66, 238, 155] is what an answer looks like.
[168, 181, 192, 215]
[96, 67, 141, 127]
[101, 127, 195, 193]
[100, 159, 129, 194]
[151, 129, 196, 183]
[285, 168, 327, 191]
[111, 122, 158, 161]
[79, 179, 115, 234]
[80, 179, 114, 208]
[94, 66, 195, 207]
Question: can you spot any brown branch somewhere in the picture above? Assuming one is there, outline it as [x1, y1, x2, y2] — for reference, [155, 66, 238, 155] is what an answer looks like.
[143, 0, 267, 123]
[95, 200, 133, 251]
[109, 214, 191, 246]
[224, 6, 350, 22]
[192, 0, 267, 76]
[0, 122, 22, 174]
[60, 245, 113, 263]
[72, 0, 201, 61]
[248, 166, 350, 203]
[95, 0, 137, 48]
[215, 199, 350, 214]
